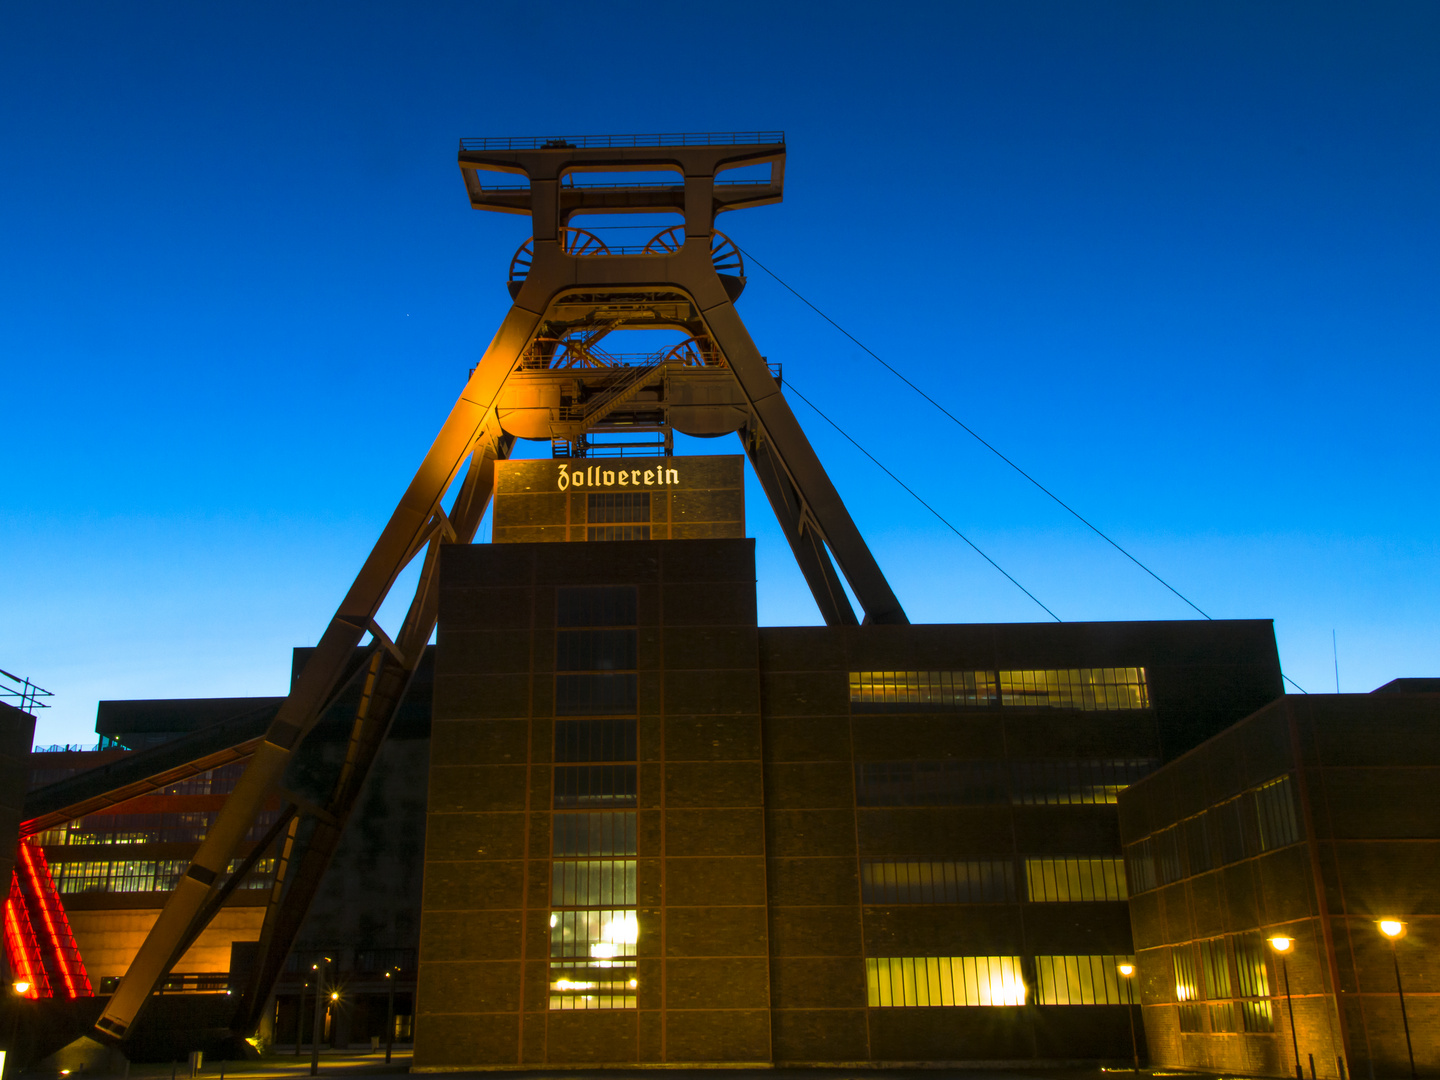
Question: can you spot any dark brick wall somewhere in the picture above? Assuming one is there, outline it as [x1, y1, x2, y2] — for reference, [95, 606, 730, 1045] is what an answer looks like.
[415, 539, 767, 1068]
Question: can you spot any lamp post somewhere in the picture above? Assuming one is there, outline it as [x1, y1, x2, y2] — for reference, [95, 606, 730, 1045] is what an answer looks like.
[1118, 963, 1140, 1074]
[310, 959, 331, 1077]
[1268, 936, 1303, 1080]
[1377, 920, 1415, 1080]
[383, 968, 398, 1065]
[295, 978, 307, 1057]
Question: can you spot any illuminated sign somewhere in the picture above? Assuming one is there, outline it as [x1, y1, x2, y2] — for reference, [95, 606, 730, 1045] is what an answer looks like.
[556, 464, 679, 491]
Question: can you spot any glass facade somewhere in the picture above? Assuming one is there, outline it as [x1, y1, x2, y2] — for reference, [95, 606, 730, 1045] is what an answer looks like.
[1034, 955, 1135, 1004]
[1024, 857, 1128, 902]
[866, 956, 1027, 1007]
[550, 586, 639, 1010]
[849, 667, 1150, 711]
[856, 759, 1156, 807]
[860, 859, 1015, 904]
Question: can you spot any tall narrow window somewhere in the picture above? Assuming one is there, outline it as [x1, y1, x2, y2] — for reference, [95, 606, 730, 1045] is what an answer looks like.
[1200, 938, 1236, 1033]
[1126, 838, 1157, 894]
[1234, 937, 1274, 1032]
[1254, 775, 1300, 852]
[551, 587, 640, 1011]
[1173, 945, 1203, 1032]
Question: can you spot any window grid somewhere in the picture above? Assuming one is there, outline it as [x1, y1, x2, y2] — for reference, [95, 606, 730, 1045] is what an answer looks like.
[861, 860, 1015, 904]
[549, 909, 638, 1010]
[1034, 954, 1134, 1005]
[556, 630, 638, 673]
[866, 956, 1026, 1007]
[1234, 938, 1274, 1032]
[586, 493, 651, 524]
[1125, 773, 1304, 893]
[552, 812, 638, 857]
[998, 668, 1149, 711]
[1200, 938, 1237, 1033]
[554, 718, 637, 762]
[1025, 858, 1128, 902]
[849, 671, 997, 708]
[551, 860, 637, 907]
[553, 764, 637, 808]
[1173, 944, 1203, 1032]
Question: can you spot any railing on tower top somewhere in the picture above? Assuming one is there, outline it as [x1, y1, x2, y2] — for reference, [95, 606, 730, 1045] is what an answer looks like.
[1, 668, 52, 713]
[459, 132, 785, 151]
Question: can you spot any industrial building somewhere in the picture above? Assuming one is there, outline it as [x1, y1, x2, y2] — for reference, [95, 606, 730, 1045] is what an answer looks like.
[1119, 684, 1440, 1080]
[5, 131, 1430, 1078]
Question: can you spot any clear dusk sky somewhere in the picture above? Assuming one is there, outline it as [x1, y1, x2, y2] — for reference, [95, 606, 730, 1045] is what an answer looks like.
[3, 2, 1437, 745]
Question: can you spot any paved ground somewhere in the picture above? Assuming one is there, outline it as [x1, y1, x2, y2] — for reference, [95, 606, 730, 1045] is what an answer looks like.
[99, 1059, 1213, 1080]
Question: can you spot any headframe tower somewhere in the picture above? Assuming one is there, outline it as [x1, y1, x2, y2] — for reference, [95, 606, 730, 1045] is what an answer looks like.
[89, 131, 906, 1045]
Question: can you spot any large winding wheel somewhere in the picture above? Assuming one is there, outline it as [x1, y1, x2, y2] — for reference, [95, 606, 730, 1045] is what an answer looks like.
[508, 228, 610, 296]
[643, 227, 744, 279]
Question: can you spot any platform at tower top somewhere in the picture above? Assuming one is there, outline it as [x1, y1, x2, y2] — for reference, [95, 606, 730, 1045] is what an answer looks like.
[459, 131, 784, 151]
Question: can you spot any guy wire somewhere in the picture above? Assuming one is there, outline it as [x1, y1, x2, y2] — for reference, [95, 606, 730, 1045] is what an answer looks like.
[786, 381, 1061, 623]
[737, 243, 1213, 621]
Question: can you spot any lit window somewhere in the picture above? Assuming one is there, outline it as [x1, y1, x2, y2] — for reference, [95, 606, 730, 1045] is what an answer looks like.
[551, 860, 637, 907]
[1025, 858, 1128, 902]
[861, 859, 1014, 904]
[1200, 938, 1237, 1032]
[999, 668, 1149, 711]
[549, 909, 638, 1011]
[849, 671, 997, 709]
[1034, 955, 1134, 1004]
[866, 956, 1026, 1007]
[1234, 937, 1273, 1032]
[1173, 945, 1202, 1032]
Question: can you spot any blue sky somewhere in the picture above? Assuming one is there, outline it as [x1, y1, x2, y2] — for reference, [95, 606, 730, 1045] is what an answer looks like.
[3, 2, 1437, 744]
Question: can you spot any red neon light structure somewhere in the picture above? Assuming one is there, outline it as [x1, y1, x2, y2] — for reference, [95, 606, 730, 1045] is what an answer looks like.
[4, 871, 49, 998]
[11, 839, 92, 998]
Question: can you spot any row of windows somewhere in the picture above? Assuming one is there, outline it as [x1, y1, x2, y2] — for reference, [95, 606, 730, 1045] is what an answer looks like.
[855, 758, 1156, 807]
[866, 954, 1136, 1008]
[1127, 775, 1300, 892]
[553, 811, 637, 857]
[52, 857, 275, 894]
[552, 859, 637, 907]
[1173, 935, 1274, 1033]
[558, 585, 636, 628]
[34, 809, 283, 848]
[555, 673, 637, 716]
[554, 764, 637, 808]
[860, 857, 1127, 905]
[849, 668, 1149, 712]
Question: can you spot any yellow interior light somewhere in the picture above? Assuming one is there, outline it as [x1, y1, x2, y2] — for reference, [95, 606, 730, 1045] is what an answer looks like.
[1268, 935, 1293, 953]
[1117, 963, 1135, 977]
[13, 980, 31, 995]
[1377, 919, 1406, 940]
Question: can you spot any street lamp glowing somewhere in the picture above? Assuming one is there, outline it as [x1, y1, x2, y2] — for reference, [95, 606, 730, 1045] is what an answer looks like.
[1117, 963, 1135, 977]
[13, 979, 31, 995]
[1268, 935, 1294, 953]
[331, 991, 339, 1001]
[1378, 919, 1406, 940]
